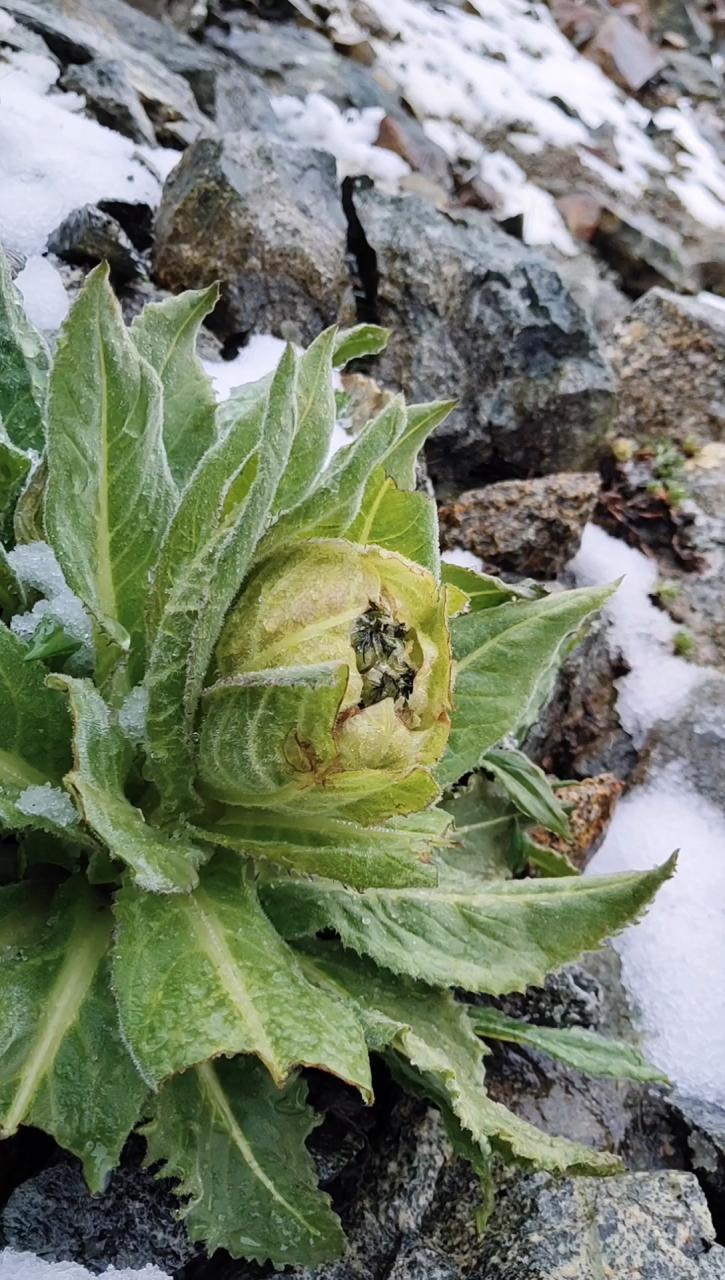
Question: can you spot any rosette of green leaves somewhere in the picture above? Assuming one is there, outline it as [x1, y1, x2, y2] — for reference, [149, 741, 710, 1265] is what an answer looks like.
[0, 249, 671, 1268]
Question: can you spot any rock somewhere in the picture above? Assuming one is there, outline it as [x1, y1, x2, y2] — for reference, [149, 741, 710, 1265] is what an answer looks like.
[339, 371, 395, 433]
[2, 1160, 196, 1274]
[529, 772, 624, 869]
[153, 131, 349, 343]
[526, 620, 638, 781]
[48, 206, 146, 283]
[2, 0, 211, 143]
[584, 14, 665, 91]
[347, 188, 615, 491]
[644, 674, 725, 807]
[609, 290, 725, 444]
[123, 0, 207, 33]
[438, 472, 600, 578]
[593, 204, 700, 295]
[670, 1093, 725, 1241]
[60, 58, 156, 145]
[284, 1097, 457, 1280]
[481, 1170, 725, 1278]
[208, 16, 451, 187]
[556, 190, 603, 243]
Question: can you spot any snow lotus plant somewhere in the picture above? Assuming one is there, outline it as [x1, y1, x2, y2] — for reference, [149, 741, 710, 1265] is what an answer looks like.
[0, 249, 670, 1267]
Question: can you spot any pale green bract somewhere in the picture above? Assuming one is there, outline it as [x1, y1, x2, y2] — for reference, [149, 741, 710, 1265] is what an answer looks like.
[0, 249, 671, 1267]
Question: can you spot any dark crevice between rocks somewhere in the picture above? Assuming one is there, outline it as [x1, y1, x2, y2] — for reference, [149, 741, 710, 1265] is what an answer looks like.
[342, 176, 380, 326]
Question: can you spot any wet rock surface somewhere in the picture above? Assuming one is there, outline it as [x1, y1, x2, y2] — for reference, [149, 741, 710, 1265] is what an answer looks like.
[348, 188, 615, 491]
[1, 1160, 196, 1275]
[154, 131, 349, 343]
[439, 472, 599, 577]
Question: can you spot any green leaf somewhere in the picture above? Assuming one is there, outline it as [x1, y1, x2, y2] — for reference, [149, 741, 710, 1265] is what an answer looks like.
[516, 827, 578, 878]
[144, 347, 297, 813]
[0, 247, 49, 451]
[440, 773, 519, 880]
[113, 850, 371, 1094]
[438, 584, 612, 789]
[143, 1056, 344, 1266]
[45, 263, 177, 683]
[259, 397, 406, 555]
[385, 401, 456, 491]
[441, 563, 545, 612]
[195, 806, 438, 889]
[51, 674, 204, 893]
[333, 324, 391, 367]
[273, 327, 336, 514]
[0, 425, 31, 544]
[198, 663, 347, 808]
[468, 1006, 667, 1084]
[0, 620, 71, 793]
[301, 942, 620, 1176]
[482, 748, 570, 839]
[130, 284, 219, 488]
[263, 856, 675, 994]
[13, 456, 47, 545]
[346, 470, 440, 574]
[0, 543, 26, 621]
[0, 878, 147, 1190]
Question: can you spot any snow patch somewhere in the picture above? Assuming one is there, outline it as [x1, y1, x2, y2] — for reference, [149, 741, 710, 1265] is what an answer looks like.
[441, 547, 486, 571]
[0, 51, 165, 257]
[16, 784, 78, 829]
[588, 767, 725, 1109]
[571, 524, 703, 744]
[7, 541, 94, 668]
[14, 256, 69, 332]
[331, 0, 725, 241]
[202, 335, 287, 402]
[0, 1251, 170, 1280]
[272, 93, 411, 189]
[119, 685, 149, 745]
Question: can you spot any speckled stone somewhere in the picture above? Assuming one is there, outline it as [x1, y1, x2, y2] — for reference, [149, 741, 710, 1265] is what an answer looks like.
[481, 1171, 725, 1279]
[609, 289, 725, 445]
[438, 472, 600, 578]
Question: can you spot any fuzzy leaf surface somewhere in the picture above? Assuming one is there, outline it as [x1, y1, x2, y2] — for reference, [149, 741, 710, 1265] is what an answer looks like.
[130, 285, 219, 487]
[384, 401, 456, 490]
[45, 264, 176, 680]
[0, 621, 71, 803]
[0, 426, 31, 545]
[469, 1007, 666, 1083]
[346, 471, 440, 575]
[113, 851, 371, 1094]
[197, 806, 438, 889]
[273, 328, 336, 513]
[0, 544, 25, 621]
[259, 398, 406, 555]
[263, 857, 675, 994]
[440, 563, 545, 612]
[0, 879, 147, 1189]
[438, 584, 612, 788]
[144, 349, 296, 812]
[333, 324, 390, 367]
[483, 748, 570, 839]
[302, 942, 619, 1175]
[440, 774, 519, 880]
[0, 249, 49, 451]
[198, 664, 347, 808]
[52, 675, 203, 893]
[144, 1056, 344, 1266]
